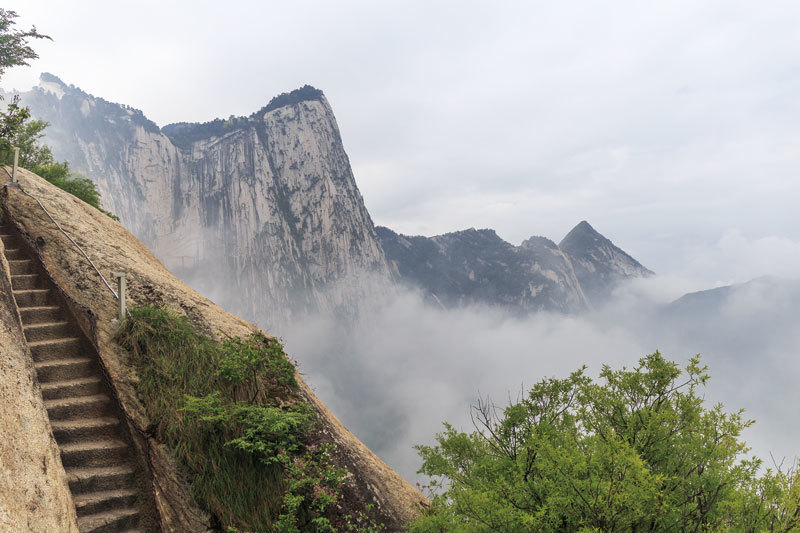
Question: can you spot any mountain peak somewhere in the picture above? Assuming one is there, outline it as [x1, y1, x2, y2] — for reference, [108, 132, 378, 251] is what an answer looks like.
[254, 84, 326, 117]
[559, 220, 606, 250]
[558, 220, 653, 305]
[39, 72, 67, 87]
[38, 72, 68, 99]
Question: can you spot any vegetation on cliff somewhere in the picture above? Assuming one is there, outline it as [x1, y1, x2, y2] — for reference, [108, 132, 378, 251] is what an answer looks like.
[116, 305, 382, 532]
[409, 352, 800, 532]
[0, 98, 117, 219]
[0, 12, 116, 220]
[162, 85, 324, 150]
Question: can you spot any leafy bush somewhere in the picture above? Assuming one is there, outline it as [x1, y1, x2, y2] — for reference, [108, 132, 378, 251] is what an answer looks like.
[117, 305, 381, 532]
[409, 352, 800, 532]
[0, 95, 118, 219]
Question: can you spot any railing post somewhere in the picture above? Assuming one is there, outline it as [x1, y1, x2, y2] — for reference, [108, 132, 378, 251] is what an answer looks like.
[113, 272, 127, 321]
[12, 147, 19, 182]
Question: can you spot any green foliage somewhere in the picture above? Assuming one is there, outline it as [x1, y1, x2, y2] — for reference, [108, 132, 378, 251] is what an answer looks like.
[276, 443, 347, 532]
[409, 352, 800, 532]
[116, 305, 381, 532]
[0, 95, 118, 220]
[218, 333, 298, 398]
[0, 8, 51, 81]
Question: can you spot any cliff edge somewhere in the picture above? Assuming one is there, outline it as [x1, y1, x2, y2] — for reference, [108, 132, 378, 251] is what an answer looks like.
[1, 167, 425, 531]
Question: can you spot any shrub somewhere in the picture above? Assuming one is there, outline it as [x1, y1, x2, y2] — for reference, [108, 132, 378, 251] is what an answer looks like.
[116, 305, 382, 532]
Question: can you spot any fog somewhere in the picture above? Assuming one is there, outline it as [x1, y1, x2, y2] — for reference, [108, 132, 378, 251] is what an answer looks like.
[280, 277, 800, 484]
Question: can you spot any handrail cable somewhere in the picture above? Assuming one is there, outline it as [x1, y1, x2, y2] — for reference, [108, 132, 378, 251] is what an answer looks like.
[2, 166, 118, 298]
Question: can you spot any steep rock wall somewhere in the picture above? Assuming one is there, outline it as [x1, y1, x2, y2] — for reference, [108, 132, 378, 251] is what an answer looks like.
[19, 76, 390, 329]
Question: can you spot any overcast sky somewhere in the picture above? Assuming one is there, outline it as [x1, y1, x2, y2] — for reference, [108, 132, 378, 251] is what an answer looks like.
[4, 0, 800, 287]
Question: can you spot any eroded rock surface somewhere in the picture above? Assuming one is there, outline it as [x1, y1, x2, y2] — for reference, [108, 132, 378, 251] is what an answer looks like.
[378, 226, 590, 313]
[2, 167, 425, 531]
[19, 75, 391, 330]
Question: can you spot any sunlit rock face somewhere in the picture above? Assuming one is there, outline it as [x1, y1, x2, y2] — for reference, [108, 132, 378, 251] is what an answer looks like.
[559, 220, 654, 305]
[377, 226, 590, 313]
[21, 74, 391, 328]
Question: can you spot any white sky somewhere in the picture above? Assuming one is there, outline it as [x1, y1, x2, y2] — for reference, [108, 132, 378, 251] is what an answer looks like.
[4, 0, 800, 287]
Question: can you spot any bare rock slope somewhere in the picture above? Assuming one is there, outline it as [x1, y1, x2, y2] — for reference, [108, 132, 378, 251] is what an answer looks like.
[378, 226, 589, 313]
[559, 220, 653, 305]
[20, 75, 391, 330]
[2, 167, 425, 531]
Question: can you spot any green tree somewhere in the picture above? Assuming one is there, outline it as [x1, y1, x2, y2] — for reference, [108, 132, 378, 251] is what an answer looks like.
[0, 95, 54, 167]
[409, 352, 800, 532]
[0, 8, 51, 80]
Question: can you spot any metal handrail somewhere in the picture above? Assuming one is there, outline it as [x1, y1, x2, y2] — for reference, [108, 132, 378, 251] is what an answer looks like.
[2, 165, 119, 299]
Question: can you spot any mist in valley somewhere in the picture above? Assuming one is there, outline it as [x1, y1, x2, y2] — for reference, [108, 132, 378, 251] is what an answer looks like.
[280, 268, 800, 485]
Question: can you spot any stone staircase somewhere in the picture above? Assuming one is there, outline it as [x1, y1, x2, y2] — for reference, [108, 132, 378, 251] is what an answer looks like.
[1, 224, 153, 532]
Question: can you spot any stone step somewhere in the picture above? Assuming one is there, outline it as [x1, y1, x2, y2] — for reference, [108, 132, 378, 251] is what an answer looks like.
[67, 465, 136, 494]
[7, 258, 35, 274]
[3, 247, 25, 260]
[13, 288, 51, 307]
[60, 439, 130, 468]
[0, 233, 20, 247]
[41, 376, 104, 400]
[24, 321, 74, 343]
[10, 273, 41, 290]
[36, 357, 95, 383]
[19, 305, 64, 324]
[76, 507, 139, 533]
[45, 394, 113, 421]
[73, 488, 138, 518]
[28, 337, 84, 361]
[51, 417, 121, 444]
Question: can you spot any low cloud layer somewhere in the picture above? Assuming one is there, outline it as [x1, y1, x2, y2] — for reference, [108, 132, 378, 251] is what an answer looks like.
[283, 278, 800, 484]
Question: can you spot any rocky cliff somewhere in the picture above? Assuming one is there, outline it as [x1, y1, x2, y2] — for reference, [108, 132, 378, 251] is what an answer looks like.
[378, 221, 654, 313]
[559, 220, 653, 305]
[13, 74, 653, 320]
[378, 226, 590, 313]
[18, 74, 391, 329]
[1, 167, 426, 530]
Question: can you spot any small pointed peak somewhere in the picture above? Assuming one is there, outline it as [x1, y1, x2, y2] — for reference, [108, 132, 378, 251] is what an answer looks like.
[573, 220, 600, 235]
[40, 72, 67, 87]
[559, 220, 606, 249]
[38, 73, 68, 99]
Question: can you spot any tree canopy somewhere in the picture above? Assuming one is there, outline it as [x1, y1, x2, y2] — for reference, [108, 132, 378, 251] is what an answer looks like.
[0, 8, 50, 81]
[409, 352, 800, 532]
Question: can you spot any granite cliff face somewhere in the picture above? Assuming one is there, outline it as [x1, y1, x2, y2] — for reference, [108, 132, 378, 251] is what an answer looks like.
[379, 221, 653, 313]
[19, 74, 390, 328]
[15, 75, 652, 320]
[559, 220, 653, 305]
[377, 226, 590, 313]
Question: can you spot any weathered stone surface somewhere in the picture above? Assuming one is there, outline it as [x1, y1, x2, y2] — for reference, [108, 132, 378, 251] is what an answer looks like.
[19, 75, 391, 330]
[378, 226, 590, 313]
[559, 220, 653, 305]
[2, 167, 425, 530]
[0, 201, 78, 532]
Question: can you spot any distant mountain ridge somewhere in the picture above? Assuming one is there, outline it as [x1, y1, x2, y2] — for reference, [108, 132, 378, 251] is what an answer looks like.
[12, 74, 653, 321]
[378, 220, 651, 313]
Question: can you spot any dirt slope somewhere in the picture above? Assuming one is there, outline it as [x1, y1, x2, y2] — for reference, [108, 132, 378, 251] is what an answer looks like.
[1, 167, 426, 531]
